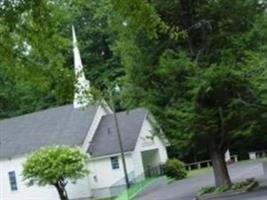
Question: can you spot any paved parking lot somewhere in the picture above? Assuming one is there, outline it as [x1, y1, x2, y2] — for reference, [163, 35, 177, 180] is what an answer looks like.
[135, 161, 267, 200]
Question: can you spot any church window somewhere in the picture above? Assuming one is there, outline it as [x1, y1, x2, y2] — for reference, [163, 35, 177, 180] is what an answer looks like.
[8, 171, 18, 191]
[110, 156, 119, 169]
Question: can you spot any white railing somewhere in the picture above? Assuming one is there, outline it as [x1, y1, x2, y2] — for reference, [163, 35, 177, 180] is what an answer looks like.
[248, 150, 267, 160]
[185, 155, 238, 171]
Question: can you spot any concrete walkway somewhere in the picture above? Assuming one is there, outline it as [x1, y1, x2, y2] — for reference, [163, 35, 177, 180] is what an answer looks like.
[135, 161, 266, 200]
[134, 176, 169, 199]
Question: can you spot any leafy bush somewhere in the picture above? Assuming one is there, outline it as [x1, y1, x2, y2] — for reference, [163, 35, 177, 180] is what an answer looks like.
[198, 179, 257, 196]
[214, 185, 230, 193]
[164, 159, 187, 180]
[23, 145, 88, 200]
[198, 186, 216, 196]
[198, 185, 230, 196]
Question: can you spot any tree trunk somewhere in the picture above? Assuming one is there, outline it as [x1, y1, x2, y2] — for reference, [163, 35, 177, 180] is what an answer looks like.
[210, 148, 231, 187]
[54, 183, 69, 200]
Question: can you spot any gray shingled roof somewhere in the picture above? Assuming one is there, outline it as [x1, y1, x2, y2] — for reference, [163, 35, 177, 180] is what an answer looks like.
[88, 108, 147, 157]
[0, 104, 98, 159]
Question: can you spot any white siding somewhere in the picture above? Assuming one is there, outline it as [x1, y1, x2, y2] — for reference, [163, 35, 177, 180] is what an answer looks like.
[0, 157, 92, 200]
[133, 117, 168, 176]
[89, 154, 134, 189]
[88, 154, 134, 199]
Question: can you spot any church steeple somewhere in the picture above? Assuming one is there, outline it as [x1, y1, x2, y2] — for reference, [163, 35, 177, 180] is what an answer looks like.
[72, 26, 91, 108]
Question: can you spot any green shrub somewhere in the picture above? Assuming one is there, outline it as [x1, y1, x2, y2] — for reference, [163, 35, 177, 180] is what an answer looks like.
[164, 159, 187, 180]
[198, 185, 229, 196]
[198, 186, 215, 196]
[214, 185, 230, 193]
[198, 179, 257, 196]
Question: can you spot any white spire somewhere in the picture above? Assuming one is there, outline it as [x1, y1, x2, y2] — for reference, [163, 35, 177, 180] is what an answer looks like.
[72, 26, 91, 108]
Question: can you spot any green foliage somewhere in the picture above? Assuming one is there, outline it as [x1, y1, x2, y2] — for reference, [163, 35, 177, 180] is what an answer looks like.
[198, 186, 216, 196]
[110, 0, 267, 186]
[164, 159, 187, 180]
[198, 179, 256, 196]
[0, 0, 127, 119]
[23, 145, 88, 187]
[112, 0, 267, 148]
[0, 0, 75, 119]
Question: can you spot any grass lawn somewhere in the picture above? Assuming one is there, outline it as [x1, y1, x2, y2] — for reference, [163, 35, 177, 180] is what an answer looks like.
[187, 157, 267, 178]
[237, 157, 267, 165]
[187, 166, 212, 177]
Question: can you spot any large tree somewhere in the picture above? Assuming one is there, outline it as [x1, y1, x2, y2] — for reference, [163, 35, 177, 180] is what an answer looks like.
[110, 0, 267, 187]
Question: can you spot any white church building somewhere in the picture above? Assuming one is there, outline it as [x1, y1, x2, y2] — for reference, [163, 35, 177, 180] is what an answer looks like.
[0, 28, 168, 200]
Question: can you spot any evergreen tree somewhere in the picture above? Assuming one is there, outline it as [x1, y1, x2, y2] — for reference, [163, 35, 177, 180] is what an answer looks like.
[111, 0, 267, 187]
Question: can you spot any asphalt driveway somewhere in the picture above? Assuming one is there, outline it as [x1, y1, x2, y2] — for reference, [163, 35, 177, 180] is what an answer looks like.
[215, 186, 267, 200]
[135, 160, 266, 200]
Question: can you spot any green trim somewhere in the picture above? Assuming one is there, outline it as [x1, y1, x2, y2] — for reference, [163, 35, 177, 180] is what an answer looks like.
[115, 177, 161, 200]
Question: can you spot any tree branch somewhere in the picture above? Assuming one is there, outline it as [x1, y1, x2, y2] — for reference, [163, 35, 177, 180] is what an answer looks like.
[236, 94, 267, 109]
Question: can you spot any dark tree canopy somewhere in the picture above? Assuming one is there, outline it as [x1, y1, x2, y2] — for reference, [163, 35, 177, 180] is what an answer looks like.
[0, 0, 123, 118]
[110, 0, 267, 186]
